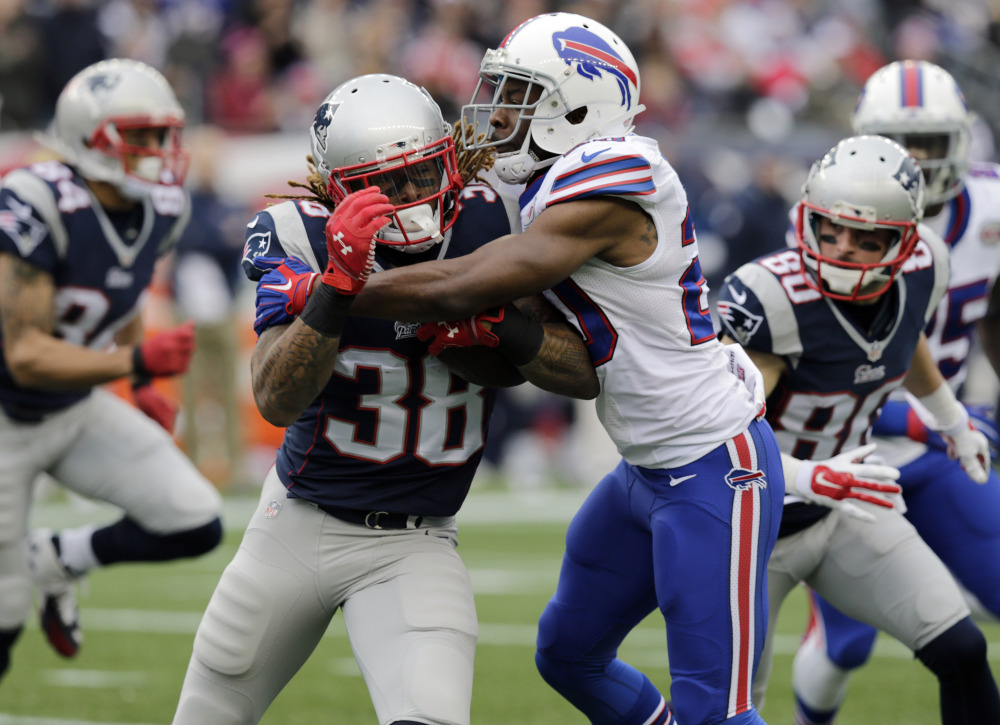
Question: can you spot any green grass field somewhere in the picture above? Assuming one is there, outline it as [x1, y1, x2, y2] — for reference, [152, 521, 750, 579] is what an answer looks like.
[2, 486, 996, 724]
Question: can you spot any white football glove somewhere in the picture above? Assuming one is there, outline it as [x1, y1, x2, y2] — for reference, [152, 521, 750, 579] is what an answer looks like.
[939, 408, 990, 484]
[782, 444, 902, 523]
[724, 343, 766, 420]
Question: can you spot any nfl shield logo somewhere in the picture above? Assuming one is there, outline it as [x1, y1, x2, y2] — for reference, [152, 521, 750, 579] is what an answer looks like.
[264, 500, 282, 519]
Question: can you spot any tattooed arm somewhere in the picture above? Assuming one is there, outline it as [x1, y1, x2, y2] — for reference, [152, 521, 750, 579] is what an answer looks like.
[0, 252, 133, 389]
[251, 319, 341, 427]
[513, 295, 599, 400]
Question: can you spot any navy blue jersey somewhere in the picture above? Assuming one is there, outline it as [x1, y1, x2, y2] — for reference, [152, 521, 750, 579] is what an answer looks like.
[717, 230, 949, 532]
[243, 184, 514, 516]
[0, 160, 189, 416]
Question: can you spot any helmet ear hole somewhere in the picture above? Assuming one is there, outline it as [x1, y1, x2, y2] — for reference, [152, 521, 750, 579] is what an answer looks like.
[566, 106, 588, 125]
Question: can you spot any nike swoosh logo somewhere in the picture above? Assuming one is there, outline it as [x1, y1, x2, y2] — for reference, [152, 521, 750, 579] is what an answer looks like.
[668, 474, 697, 487]
[261, 279, 294, 292]
[728, 284, 747, 305]
[246, 214, 260, 228]
[581, 148, 610, 163]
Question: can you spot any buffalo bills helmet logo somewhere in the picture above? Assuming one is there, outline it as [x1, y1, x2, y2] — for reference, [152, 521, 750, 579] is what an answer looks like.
[725, 467, 767, 491]
[552, 28, 636, 110]
[311, 102, 340, 153]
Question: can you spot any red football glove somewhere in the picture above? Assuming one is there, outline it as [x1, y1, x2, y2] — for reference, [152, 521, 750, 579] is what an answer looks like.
[323, 187, 394, 294]
[417, 307, 505, 356]
[785, 444, 902, 522]
[133, 321, 195, 377]
[132, 383, 179, 433]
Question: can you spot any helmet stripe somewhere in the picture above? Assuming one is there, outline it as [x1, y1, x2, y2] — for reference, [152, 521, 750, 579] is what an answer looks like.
[560, 39, 638, 87]
[900, 61, 923, 107]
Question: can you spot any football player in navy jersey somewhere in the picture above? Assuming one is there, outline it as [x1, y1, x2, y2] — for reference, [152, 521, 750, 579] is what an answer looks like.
[171, 73, 598, 725]
[715, 135, 1000, 723]
[0, 59, 222, 679]
[789, 60, 1000, 725]
[311, 13, 796, 725]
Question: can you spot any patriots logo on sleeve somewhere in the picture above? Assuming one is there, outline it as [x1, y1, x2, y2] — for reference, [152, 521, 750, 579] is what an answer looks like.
[552, 28, 636, 109]
[0, 196, 47, 256]
[717, 299, 763, 346]
[242, 230, 273, 281]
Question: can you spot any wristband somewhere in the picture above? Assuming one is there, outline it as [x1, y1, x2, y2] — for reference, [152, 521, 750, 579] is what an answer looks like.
[132, 346, 150, 377]
[492, 303, 545, 366]
[299, 282, 355, 337]
[915, 385, 965, 435]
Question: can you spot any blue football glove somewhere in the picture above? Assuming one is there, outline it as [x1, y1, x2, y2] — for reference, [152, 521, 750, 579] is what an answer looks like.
[253, 256, 319, 337]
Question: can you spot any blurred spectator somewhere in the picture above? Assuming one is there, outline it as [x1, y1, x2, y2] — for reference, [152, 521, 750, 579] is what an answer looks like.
[34, 0, 108, 119]
[98, 0, 169, 68]
[170, 126, 251, 489]
[0, 0, 45, 130]
[398, 0, 483, 120]
[205, 26, 279, 133]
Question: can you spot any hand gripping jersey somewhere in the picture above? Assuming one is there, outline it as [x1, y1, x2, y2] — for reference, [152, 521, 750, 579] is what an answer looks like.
[243, 183, 513, 516]
[719, 208, 949, 527]
[0, 160, 189, 417]
[522, 134, 760, 468]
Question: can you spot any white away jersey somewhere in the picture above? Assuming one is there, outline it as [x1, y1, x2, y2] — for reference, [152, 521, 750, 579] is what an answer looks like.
[876, 161, 1000, 465]
[523, 134, 759, 469]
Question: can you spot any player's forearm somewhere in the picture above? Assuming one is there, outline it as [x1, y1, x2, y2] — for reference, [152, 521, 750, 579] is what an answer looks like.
[251, 321, 340, 427]
[518, 323, 599, 399]
[3, 329, 133, 390]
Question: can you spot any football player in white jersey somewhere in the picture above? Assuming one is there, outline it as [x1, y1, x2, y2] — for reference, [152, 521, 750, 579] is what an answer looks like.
[789, 61, 1000, 725]
[171, 74, 599, 725]
[0, 59, 222, 679]
[716, 134, 1000, 723]
[319, 13, 910, 725]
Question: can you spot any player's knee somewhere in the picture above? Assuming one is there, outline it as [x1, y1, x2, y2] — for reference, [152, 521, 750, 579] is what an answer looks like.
[176, 517, 223, 557]
[0, 574, 32, 630]
[916, 617, 989, 681]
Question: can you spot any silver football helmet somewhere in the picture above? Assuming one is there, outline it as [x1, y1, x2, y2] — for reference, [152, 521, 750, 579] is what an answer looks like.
[461, 12, 645, 184]
[43, 59, 187, 196]
[796, 135, 925, 302]
[310, 74, 463, 253]
[852, 60, 972, 206]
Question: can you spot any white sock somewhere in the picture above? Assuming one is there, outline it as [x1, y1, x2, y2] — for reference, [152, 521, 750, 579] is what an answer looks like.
[57, 524, 100, 574]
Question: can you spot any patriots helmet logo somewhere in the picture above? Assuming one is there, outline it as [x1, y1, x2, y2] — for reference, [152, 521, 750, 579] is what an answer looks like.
[725, 467, 767, 491]
[86, 73, 121, 105]
[552, 27, 637, 110]
[893, 153, 921, 192]
[311, 101, 339, 154]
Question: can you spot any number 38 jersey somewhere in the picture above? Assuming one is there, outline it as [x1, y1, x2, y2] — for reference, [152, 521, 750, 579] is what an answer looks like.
[718, 209, 949, 472]
[242, 184, 513, 516]
[0, 160, 189, 416]
[523, 134, 761, 469]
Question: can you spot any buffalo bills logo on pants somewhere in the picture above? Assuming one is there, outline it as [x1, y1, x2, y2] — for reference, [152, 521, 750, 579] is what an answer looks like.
[726, 467, 767, 491]
[552, 28, 636, 109]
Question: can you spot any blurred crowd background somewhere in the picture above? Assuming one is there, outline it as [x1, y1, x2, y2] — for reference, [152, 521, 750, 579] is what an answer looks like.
[2, 0, 999, 491]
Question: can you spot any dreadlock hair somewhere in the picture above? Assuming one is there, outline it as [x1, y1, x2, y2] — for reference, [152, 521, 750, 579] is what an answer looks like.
[264, 119, 495, 209]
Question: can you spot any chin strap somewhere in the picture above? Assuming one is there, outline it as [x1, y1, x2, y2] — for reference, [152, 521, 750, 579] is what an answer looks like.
[493, 150, 556, 184]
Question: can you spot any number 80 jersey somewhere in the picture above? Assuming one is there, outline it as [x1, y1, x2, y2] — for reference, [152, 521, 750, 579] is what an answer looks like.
[717, 211, 949, 464]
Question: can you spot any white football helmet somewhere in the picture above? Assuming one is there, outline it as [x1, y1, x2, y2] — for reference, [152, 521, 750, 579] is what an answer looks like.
[796, 135, 925, 302]
[43, 58, 188, 196]
[310, 74, 463, 253]
[852, 60, 972, 206]
[461, 12, 645, 184]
